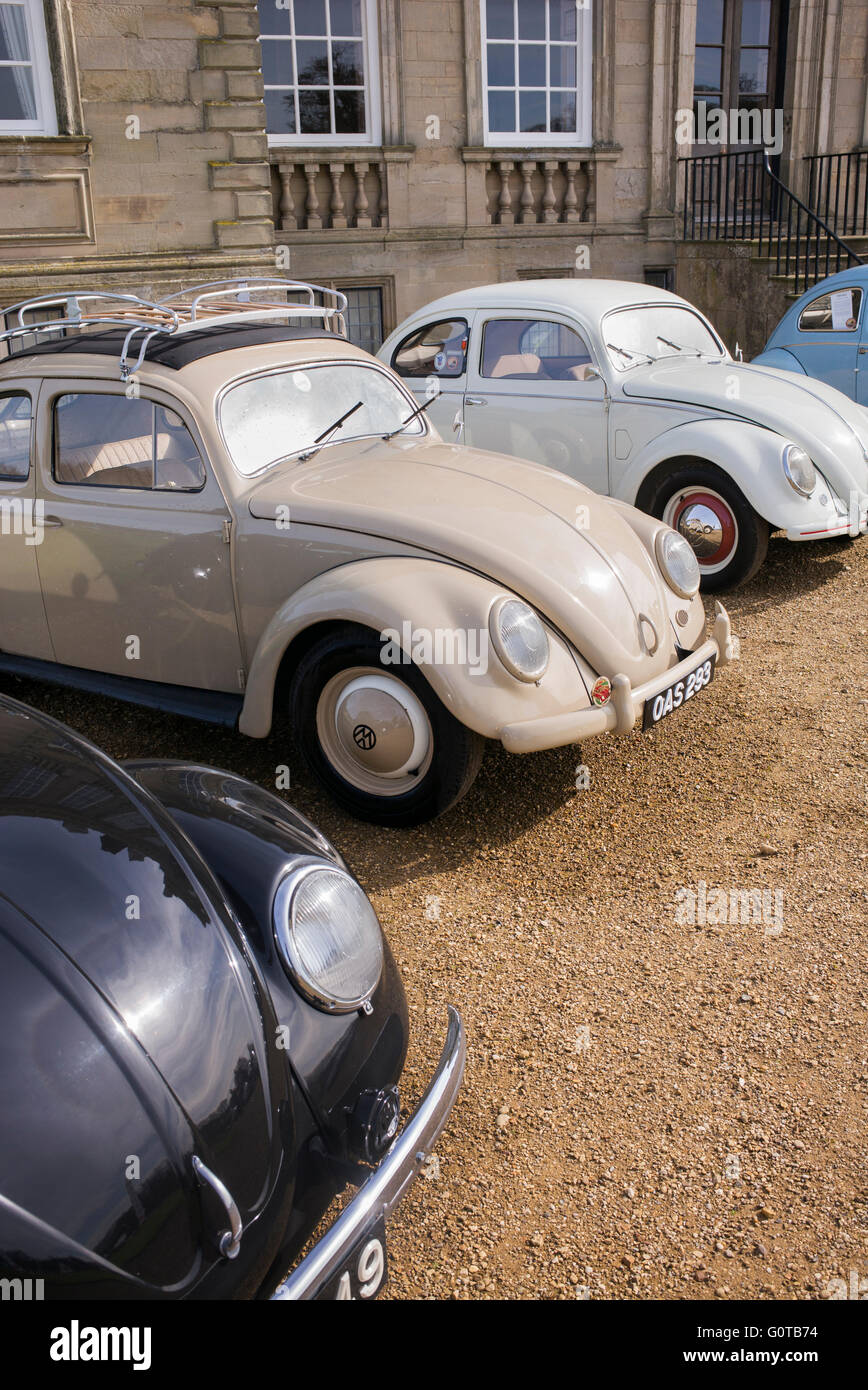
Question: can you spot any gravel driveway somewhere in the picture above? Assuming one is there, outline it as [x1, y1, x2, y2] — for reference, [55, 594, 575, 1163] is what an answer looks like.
[4, 532, 866, 1301]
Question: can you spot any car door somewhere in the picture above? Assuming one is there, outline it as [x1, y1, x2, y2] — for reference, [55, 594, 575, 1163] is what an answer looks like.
[461, 313, 610, 494]
[0, 382, 54, 661]
[388, 313, 475, 438]
[858, 309, 868, 408]
[33, 381, 245, 692]
[790, 285, 863, 398]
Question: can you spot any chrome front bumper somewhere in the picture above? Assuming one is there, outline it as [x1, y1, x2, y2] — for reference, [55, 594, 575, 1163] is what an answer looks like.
[270, 1006, 465, 1300]
[500, 602, 737, 756]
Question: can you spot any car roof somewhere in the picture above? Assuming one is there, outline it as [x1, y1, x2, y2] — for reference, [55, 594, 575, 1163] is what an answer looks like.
[394, 278, 691, 325]
[0, 323, 344, 372]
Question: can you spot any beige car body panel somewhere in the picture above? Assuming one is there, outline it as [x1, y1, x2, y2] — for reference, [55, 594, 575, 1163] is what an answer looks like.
[0, 336, 731, 753]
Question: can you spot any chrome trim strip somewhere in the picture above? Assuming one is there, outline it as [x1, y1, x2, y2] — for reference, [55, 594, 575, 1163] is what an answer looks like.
[270, 1006, 465, 1300]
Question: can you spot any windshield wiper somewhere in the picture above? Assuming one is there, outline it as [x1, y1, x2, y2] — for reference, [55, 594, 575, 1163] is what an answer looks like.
[297, 400, 363, 462]
[657, 335, 701, 357]
[606, 342, 654, 365]
[382, 394, 436, 440]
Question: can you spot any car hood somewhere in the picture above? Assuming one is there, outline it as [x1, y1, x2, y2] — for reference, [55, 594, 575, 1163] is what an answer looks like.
[247, 436, 680, 684]
[621, 359, 868, 491]
[0, 699, 284, 1293]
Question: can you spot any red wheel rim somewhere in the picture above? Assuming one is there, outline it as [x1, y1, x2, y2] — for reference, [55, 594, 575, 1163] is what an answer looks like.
[671, 491, 737, 568]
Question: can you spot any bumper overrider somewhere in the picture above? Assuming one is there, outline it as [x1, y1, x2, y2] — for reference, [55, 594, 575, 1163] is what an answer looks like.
[500, 602, 738, 756]
[270, 1007, 465, 1300]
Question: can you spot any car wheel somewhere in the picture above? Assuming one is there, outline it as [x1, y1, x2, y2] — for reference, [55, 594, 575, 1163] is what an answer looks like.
[289, 624, 485, 826]
[646, 462, 769, 591]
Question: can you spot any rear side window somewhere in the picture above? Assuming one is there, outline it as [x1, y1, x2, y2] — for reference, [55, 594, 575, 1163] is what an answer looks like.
[54, 395, 206, 490]
[392, 319, 468, 378]
[798, 287, 863, 333]
[481, 317, 592, 380]
[0, 393, 32, 480]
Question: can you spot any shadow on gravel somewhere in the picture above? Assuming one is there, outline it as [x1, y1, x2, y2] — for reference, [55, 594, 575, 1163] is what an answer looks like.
[722, 534, 855, 621]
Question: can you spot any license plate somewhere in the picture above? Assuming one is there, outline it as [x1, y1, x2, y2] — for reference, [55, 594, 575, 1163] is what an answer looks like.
[643, 655, 715, 730]
[316, 1218, 388, 1301]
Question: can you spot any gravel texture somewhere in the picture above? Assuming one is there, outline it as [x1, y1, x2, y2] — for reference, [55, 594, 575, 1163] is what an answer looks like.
[4, 531, 866, 1301]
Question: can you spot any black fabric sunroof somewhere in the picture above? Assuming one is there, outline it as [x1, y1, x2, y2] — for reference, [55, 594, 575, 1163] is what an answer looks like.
[4, 322, 344, 369]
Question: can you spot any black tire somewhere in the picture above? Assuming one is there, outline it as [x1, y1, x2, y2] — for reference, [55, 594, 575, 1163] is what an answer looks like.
[642, 460, 769, 592]
[288, 623, 485, 827]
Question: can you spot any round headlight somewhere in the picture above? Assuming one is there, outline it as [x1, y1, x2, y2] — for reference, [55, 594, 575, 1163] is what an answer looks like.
[273, 861, 384, 1013]
[655, 528, 701, 599]
[782, 444, 816, 497]
[488, 597, 550, 683]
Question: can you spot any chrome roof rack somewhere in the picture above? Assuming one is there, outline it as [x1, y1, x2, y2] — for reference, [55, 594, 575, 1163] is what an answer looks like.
[0, 279, 349, 380]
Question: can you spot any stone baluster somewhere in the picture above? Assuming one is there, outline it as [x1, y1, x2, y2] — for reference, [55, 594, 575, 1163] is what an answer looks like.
[378, 161, 388, 228]
[581, 161, 593, 221]
[303, 161, 322, 231]
[519, 160, 537, 224]
[353, 161, 371, 228]
[328, 162, 346, 229]
[542, 160, 559, 223]
[563, 160, 580, 222]
[278, 164, 298, 231]
[495, 159, 514, 225]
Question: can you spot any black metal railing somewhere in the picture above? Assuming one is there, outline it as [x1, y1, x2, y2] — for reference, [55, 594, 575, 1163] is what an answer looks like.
[804, 150, 868, 239]
[681, 148, 864, 294]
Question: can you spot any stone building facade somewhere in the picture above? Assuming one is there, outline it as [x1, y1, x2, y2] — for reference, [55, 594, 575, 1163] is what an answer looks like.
[0, 1, 865, 353]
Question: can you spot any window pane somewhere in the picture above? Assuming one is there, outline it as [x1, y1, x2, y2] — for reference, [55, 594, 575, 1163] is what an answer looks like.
[0, 394, 31, 479]
[741, 0, 772, 46]
[154, 407, 205, 491]
[296, 39, 329, 84]
[256, 0, 292, 38]
[519, 88, 546, 133]
[341, 286, 384, 355]
[264, 88, 297, 134]
[739, 49, 768, 95]
[694, 47, 722, 93]
[549, 44, 576, 88]
[696, 0, 724, 45]
[486, 0, 514, 40]
[487, 42, 514, 86]
[298, 88, 330, 132]
[550, 90, 577, 133]
[261, 39, 294, 86]
[519, 44, 546, 87]
[294, 0, 327, 36]
[519, 319, 592, 370]
[393, 320, 469, 378]
[0, 65, 36, 122]
[798, 288, 863, 333]
[334, 88, 364, 133]
[329, 0, 362, 37]
[488, 88, 515, 132]
[517, 0, 545, 40]
[55, 395, 155, 489]
[550, 0, 578, 43]
[332, 39, 363, 84]
[0, 4, 29, 62]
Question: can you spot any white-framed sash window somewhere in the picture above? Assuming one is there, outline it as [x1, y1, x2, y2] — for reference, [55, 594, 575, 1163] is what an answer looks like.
[481, 0, 592, 147]
[0, 0, 57, 135]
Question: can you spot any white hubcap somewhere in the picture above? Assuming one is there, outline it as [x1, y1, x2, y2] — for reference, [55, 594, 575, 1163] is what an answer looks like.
[317, 668, 433, 797]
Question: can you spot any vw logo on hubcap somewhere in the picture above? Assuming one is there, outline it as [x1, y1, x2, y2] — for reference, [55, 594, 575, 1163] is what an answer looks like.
[353, 723, 376, 751]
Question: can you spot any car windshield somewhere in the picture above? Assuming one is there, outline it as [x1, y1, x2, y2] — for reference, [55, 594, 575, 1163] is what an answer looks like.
[603, 306, 723, 371]
[220, 363, 424, 476]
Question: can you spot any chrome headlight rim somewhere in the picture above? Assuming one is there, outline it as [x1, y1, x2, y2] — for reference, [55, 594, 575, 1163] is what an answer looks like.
[488, 595, 550, 684]
[782, 443, 817, 498]
[654, 526, 701, 599]
[272, 857, 384, 1014]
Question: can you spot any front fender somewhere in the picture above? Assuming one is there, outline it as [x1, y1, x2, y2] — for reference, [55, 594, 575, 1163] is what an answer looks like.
[617, 418, 844, 532]
[751, 347, 808, 375]
[239, 556, 591, 742]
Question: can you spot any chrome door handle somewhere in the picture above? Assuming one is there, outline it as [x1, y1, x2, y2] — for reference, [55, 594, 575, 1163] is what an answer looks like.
[43, 515, 63, 527]
[192, 1155, 243, 1259]
[465, 396, 487, 406]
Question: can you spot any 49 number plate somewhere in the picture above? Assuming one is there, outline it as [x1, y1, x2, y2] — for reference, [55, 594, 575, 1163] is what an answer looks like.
[316, 1219, 388, 1301]
[643, 656, 715, 730]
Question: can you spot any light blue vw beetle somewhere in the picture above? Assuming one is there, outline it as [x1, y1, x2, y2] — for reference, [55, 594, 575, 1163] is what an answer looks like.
[753, 265, 868, 406]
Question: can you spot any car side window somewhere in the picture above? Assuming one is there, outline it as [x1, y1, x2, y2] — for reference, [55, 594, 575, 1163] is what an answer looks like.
[392, 319, 468, 378]
[798, 288, 863, 333]
[54, 394, 206, 490]
[481, 318, 593, 381]
[0, 393, 32, 480]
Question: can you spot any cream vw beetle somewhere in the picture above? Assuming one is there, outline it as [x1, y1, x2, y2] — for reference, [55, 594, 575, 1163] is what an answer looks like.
[0, 281, 736, 827]
[379, 279, 868, 591]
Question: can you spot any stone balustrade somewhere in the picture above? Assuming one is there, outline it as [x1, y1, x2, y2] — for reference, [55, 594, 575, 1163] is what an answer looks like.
[271, 150, 390, 232]
[480, 153, 594, 226]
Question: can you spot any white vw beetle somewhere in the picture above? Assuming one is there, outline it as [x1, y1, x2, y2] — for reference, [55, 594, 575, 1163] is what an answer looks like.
[379, 280, 868, 590]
